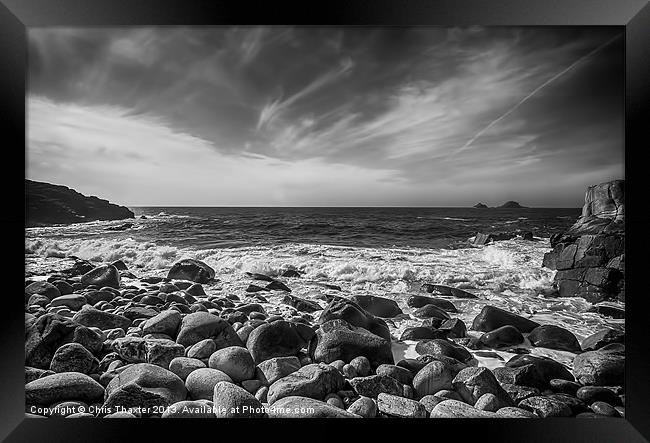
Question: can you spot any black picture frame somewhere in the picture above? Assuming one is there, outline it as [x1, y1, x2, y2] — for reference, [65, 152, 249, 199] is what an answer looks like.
[2, 0, 649, 441]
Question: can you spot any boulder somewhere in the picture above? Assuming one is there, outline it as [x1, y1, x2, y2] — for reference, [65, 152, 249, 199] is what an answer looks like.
[347, 396, 377, 417]
[318, 297, 391, 341]
[430, 399, 496, 418]
[452, 367, 513, 408]
[81, 265, 121, 289]
[348, 374, 409, 399]
[282, 294, 322, 313]
[495, 407, 538, 418]
[375, 364, 414, 386]
[573, 349, 624, 386]
[25, 313, 79, 369]
[267, 363, 345, 405]
[479, 325, 524, 348]
[175, 312, 243, 349]
[500, 383, 541, 403]
[167, 259, 215, 283]
[407, 295, 458, 312]
[168, 357, 206, 381]
[212, 381, 267, 417]
[246, 320, 315, 364]
[505, 354, 574, 384]
[493, 365, 546, 389]
[72, 306, 132, 331]
[413, 304, 451, 320]
[25, 281, 61, 300]
[415, 339, 472, 362]
[412, 361, 454, 398]
[400, 327, 447, 341]
[471, 305, 540, 333]
[519, 396, 573, 417]
[581, 328, 624, 351]
[268, 396, 359, 418]
[207, 346, 256, 382]
[377, 393, 427, 418]
[50, 294, 86, 311]
[528, 325, 581, 352]
[112, 337, 185, 369]
[26, 372, 105, 405]
[49, 343, 96, 374]
[309, 319, 393, 368]
[185, 368, 232, 400]
[257, 356, 301, 385]
[438, 318, 467, 338]
[141, 310, 182, 338]
[187, 339, 217, 361]
[350, 295, 402, 318]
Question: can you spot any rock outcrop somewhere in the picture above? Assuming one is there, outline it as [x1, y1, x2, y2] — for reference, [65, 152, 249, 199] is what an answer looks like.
[542, 180, 624, 303]
[498, 201, 525, 208]
[473, 203, 488, 208]
[26, 180, 134, 227]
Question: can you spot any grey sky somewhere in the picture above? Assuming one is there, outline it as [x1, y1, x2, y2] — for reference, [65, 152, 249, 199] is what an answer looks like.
[27, 27, 624, 207]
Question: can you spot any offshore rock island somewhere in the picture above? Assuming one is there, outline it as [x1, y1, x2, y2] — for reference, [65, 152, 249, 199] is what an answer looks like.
[24, 180, 625, 418]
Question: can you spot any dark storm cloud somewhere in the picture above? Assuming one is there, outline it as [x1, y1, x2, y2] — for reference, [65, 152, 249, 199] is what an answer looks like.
[27, 27, 623, 206]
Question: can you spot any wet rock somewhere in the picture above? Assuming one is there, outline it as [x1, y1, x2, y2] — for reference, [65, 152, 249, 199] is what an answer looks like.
[549, 379, 582, 395]
[547, 393, 591, 415]
[26, 372, 105, 405]
[581, 328, 624, 351]
[318, 297, 391, 341]
[505, 354, 574, 385]
[267, 363, 345, 405]
[247, 320, 314, 364]
[81, 265, 120, 289]
[72, 306, 132, 331]
[528, 325, 581, 352]
[282, 269, 302, 278]
[438, 318, 467, 338]
[269, 396, 359, 418]
[495, 407, 538, 418]
[590, 401, 621, 417]
[309, 319, 393, 368]
[452, 367, 513, 408]
[500, 383, 541, 403]
[471, 305, 540, 333]
[49, 343, 96, 374]
[412, 361, 454, 398]
[283, 294, 322, 313]
[266, 280, 291, 292]
[175, 312, 243, 349]
[422, 284, 478, 299]
[350, 295, 402, 318]
[207, 346, 256, 382]
[479, 325, 524, 348]
[576, 386, 621, 406]
[407, 295, 458, 312]
[430, 399, 496, 418]
[348, 374, 409, 399]
[519, 396, 573, 417]
[50, 294, 86, 311]
[413, 304, 451, 321]
[167, 259, 215, 283]
[415, 339, 472, 362]
[573, 349, 624, 386]
[185, 368, 232, 400]
[377, 393, 427, 418]
[493, 365, 546, 389]
[400, 326, 447, 341]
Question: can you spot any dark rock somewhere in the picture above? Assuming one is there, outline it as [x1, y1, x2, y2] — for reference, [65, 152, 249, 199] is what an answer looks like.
[573, 349, 624, 386]
[422, 284, 478, 299]
[267, 363, 345, 405]
[50, 343, 96, 374]
[519, 396, 573, 417]
[25, 367, 55, 384]
[549, 379, 582, 395]
[452, 367, 513, 408]
[26, 372, 105, 405]
[349, 356, 372, 377]
[350, 295, 402, 318]
[377, 393, 427, 418]
[175, 312, 243, 349]
[112, 337, 185, 369]
[168, 357, 206, 381]
[528, 324, 582, 352]
[283, 294, 321, 313]
[81, 265, 121, 289]
[212, 381, 266, 417]
[266, 280, 291, 292]
[26, 179, 134, 227]
[375, 364, 414, 385]
[590, 401, 621, 417]
[473, 203, 488, 209]
[348, 374, 409, 399]
[500, 383, 540, 403]
[415, 339, 472, 363]
[257, 356, 301, 385]
[318, 297, 391, 341]
[493, 365, 546, 389]
[546, 393, 590, 415]
[499, 201, 525, 208]
[282, 269, 302, 278]
[309, 319, 393, 367]
[72, 306, 131, 331]
[590, 303, 625, 319]
[246, 284, 270, 293]
[167, 259, 215, 284]
[25, 281, 61, 300]
[576, 386, 621, 406]
[142, 310, 182, 337]
[438, 318, 467, 338]
[122, 306, 158, 321]
[506, 354, 574, 384]
[479, 325, 524, 348]
[412, 361, 454, 397]
[247, 320, 314, 364]
[581, 328, 624, 351]
[400, 327, 447, 341]
[413, 304, 451, 320]
[106, 222, 133, 231]
[407, 295, 458, 312]
[471, 305, 540, 333]
[25, 313, 79, 369]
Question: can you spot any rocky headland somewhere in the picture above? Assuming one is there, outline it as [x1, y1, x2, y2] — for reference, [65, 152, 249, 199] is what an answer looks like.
[26, 180, 134, 227]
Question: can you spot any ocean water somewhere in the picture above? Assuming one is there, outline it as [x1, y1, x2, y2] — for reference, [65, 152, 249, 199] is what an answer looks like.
[25, 206, 624, 369]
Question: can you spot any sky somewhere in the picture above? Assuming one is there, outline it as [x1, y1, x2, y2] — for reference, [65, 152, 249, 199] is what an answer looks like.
[27, 27, 624, 207]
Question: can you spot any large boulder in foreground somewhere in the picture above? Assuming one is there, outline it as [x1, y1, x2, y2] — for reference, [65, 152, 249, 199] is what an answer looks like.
[309, 319, 394, 367]
[350, 295, 402, 318]
[573, 348, 624, 386]
[25, 313, 79, 369]
[318, 297, 391, 341]
[26, 179, 134, 227]
[267, 363, 345, 405]
[167, 259, 215, 283]
[471, 305, 539, 333]
[72, 306, 132, 331]
[246, 320, 315, 364]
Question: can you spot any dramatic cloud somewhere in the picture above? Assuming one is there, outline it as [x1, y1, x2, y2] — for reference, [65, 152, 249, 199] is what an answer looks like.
[27, 27, 624, 206]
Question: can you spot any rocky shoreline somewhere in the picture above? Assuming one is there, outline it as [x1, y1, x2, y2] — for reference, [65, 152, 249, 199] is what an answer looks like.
[25, 253, 624, 418]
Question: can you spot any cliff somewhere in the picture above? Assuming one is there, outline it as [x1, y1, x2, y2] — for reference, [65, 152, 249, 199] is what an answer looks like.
[26, 180, 134, 227]
[542, 180, 624, 303]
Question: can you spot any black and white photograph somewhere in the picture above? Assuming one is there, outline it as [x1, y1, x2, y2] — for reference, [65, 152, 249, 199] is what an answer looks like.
[24, 26, 625, 419]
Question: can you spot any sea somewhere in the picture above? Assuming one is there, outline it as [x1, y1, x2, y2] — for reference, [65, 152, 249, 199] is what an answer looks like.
[25, 207, 624, 369]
